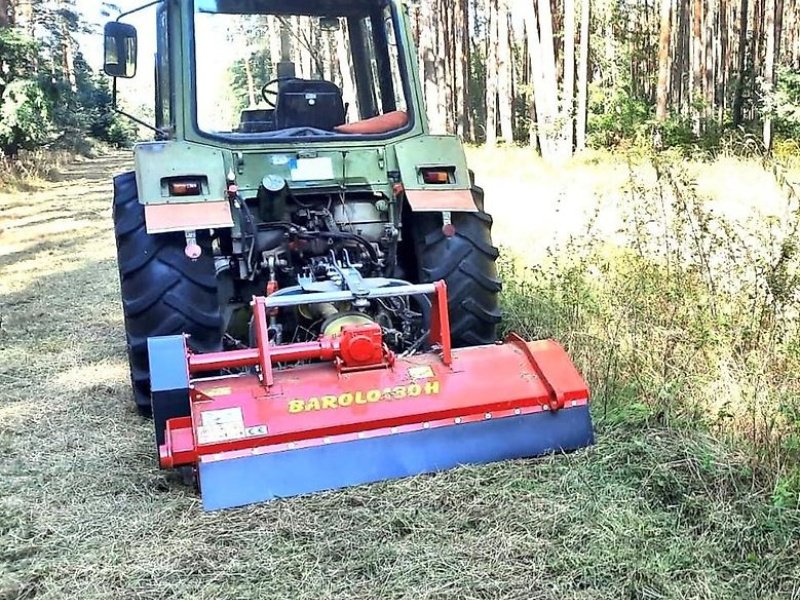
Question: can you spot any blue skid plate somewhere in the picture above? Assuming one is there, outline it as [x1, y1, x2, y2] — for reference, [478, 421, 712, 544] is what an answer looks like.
[198, 405, 594, 511]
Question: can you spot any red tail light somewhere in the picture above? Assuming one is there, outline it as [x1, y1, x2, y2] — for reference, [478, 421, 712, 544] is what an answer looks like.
[420, 167, 454, 184]
[168, 180, 202, 196]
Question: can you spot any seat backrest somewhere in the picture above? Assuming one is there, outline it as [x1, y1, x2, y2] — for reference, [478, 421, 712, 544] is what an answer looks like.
[275, 79, 346, 131]
[238, 108, 275, 133]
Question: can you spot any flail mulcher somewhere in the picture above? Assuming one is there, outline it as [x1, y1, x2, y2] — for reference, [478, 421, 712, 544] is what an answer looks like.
[104, 0, 594, 511]
[152, 278, 593, 511]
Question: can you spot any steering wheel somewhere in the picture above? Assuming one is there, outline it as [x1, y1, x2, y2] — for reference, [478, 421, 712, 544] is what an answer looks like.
[261, 77, 300, 108]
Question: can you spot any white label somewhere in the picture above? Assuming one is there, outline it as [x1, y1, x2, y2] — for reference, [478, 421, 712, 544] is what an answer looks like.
[197, 407, 245, 444]
[290, 157, 335, 182]
[408, 365, 435, 380]
[201, 407, 243, 426]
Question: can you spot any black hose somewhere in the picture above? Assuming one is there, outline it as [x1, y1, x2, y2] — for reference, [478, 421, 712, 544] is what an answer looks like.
[256, 221, 296, 231]
[237, 195, 258, 272]
[297, 230, 379, 264]
[237, 209, 380, 267]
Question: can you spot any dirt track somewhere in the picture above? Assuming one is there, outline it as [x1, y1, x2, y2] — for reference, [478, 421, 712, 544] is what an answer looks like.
[2, 151, 798, 599]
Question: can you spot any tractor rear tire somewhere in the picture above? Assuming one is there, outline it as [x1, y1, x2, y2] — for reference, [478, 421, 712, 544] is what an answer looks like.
[410, 184, 502, 347]
[112, 171, 223, 414]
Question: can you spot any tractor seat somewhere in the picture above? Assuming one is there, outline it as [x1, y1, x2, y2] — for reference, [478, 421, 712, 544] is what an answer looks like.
[239, 107, 275, 133]
[275, 79, 346, 131]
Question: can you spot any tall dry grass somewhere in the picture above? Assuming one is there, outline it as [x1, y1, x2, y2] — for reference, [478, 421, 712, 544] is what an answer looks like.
[0, 149, 75, 191]
[500, 149, 800, 507]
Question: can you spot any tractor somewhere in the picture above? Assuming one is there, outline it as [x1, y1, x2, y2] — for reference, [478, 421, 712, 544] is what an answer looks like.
[104, 0, 593, 511]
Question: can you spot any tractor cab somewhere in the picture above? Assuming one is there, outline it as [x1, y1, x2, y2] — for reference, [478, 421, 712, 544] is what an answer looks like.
[106, 0, 417, 143]
[194, 1, 412, 139]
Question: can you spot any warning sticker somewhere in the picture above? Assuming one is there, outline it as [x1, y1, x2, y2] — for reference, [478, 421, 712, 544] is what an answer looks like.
[203, 386, 232, 397]
[408, 365, 435, 380]
[197, 407, 245, 445]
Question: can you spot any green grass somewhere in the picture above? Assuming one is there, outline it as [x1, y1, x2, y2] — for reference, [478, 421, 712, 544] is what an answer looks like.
[2, 149, 800, 599]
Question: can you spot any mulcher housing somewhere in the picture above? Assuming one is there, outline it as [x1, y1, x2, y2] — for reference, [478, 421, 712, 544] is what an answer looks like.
[150, 282, 593, 511]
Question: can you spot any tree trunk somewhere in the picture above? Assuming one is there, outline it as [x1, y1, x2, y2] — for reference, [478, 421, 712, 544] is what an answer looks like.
[497, 0, 513, 143]
[656, 0, 672, 122]
[244, 57, 256, 107]
[732, 0, 749, 125]
[435, 0, 451, 132]
[419, 1, 445, 133]
[691, 0, 703, 133]
[763, 0, 778, 151]
[335, 24, 359, 120]
[0, 0, 9, 27]
[562, 0, 576, 156]
[485, 0, 499, 145]
[454, 0, 468, 139]
[704, 0, 715, 115]
[754, 0, 765, 82]
[537, 0, 560, 156]
[461, 0, 471, 140]
[576, 0, 590, 150]
[267, 17, 281, 79]
[717, 0, 727, 119]
[524, 1, 545, 153]
[62, 24, 77, 93]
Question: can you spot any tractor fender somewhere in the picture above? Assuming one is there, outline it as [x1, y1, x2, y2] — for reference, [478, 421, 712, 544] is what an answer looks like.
[134, 141, 234, 234]
[394, 135, 478, 213]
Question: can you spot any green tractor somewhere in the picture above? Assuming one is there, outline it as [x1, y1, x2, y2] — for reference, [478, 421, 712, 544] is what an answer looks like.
[105, 0, 501, 413]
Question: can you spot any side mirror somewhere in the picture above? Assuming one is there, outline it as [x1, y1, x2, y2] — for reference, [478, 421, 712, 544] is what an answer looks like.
[385, 17, 397, 46]
[104, 22, 138, 78]
[319, 17, 341, 31]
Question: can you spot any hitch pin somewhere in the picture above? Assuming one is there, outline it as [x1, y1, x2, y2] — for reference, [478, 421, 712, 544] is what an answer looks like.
[441, 211, 456, 237]
[184, 229, 201, 260]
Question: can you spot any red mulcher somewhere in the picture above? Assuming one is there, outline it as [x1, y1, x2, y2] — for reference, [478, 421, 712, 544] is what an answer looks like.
[149, 281, 594, 511]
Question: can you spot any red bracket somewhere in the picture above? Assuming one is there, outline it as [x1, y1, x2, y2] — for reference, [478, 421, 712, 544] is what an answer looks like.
[429, 280, 453, 365]
[252, 296, 274, 386]
[506, 333, 589, 410]
[188, 281, 454, 379]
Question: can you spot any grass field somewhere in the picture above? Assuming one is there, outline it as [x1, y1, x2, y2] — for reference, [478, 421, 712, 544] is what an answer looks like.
[2, 149, 800, 599]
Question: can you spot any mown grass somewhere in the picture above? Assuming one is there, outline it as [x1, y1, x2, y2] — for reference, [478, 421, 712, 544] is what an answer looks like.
[2, 149, 800, 599]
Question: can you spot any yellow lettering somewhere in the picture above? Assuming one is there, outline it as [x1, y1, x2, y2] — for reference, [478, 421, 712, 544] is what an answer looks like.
[288, 381, 442, 413]
[424, 381, 440, 395]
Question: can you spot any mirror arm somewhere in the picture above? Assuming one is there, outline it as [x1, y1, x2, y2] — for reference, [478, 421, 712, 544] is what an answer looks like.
[110, 0, 166, 139]
[111, 70, 165, 138]
[116, 0, 163, 22]
[114, 104, 167, 138]
[110, 66, 162, 137]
